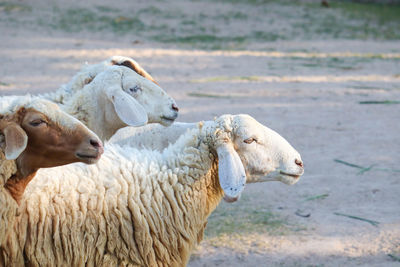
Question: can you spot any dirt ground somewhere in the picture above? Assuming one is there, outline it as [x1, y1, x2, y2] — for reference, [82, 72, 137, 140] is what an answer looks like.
[1, 0, 400, 266]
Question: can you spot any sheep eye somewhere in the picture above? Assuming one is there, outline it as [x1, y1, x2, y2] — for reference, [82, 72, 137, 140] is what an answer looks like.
[129, 85, 141, 93]
[243, 138, 256, 144]
[29, 119, 46, 127]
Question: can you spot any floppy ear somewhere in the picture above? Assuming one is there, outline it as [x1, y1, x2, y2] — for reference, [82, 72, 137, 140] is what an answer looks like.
[112, 59, 159, 85]
[216, 142, 246, 203]
[2, 122, 28, 160]
[106, 88, 148, 127]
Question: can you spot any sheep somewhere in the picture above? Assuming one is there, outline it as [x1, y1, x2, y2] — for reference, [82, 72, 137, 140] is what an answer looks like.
[2, 114, 304, 266]
[46, 55, 160, 104]
[40, 56, 178, 141]
[0, 96, 103, 247]
[41, 56, 160, 105]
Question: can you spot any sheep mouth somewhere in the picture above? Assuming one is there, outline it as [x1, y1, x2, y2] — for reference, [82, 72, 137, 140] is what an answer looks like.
[279, 171, 301, 179]
[76, 153, 101, 163]
[160, 116, 176, 125]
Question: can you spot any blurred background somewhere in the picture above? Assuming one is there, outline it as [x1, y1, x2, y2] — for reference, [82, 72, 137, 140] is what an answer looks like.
[1, 0, 400, 266]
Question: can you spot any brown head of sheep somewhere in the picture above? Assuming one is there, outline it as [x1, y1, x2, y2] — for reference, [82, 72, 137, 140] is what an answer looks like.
[0, 98, 103, 203]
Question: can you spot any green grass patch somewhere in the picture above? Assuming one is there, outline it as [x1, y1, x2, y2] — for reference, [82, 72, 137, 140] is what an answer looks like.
[349, 85, 387, 90]
[333, 2, 400, 24]
[359, 100, 400, 104]
[205, 203, 289, 238]
[304, 193, 329, 202]
[5, 0, 400, 49]
[95, 5, 120, 13]
[0, 2, 31, 13]
[358, 100, 400, 105]
[215, 0, 288, 5]
[0, 81, 10, 87]
[302, 1, 400, 40]
[333, 212, 379, 227]
[334, 159, 400, 174]
[388, 254, 400, 262]
[152, 34, 247, 49]
[138, 6, 163, 15]
[46, 7, 145, 33]
[297, 57, 363, 70]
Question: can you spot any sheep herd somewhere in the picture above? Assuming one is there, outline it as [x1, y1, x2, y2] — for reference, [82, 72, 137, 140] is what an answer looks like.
[0, 56, 304, 266]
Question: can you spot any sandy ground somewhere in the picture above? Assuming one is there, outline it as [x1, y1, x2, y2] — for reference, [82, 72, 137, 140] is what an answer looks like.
[1, 1, 400, 266]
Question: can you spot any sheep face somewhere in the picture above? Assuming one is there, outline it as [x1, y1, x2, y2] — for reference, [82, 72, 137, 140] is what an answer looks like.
[229, 114, 304, 185]
[1, 99, 103, 171]
[0, 98, 103, 203]
[96, 66, 178, 131]
[120, 67, 178, 126]
[211, 114, 303, 202]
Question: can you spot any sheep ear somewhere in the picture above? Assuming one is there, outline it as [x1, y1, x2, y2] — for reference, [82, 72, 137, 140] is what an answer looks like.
[216, 143, 246, 203]
[2, 123, 28, 160]
[107, 89, 148, 127]
[112, 59, 159, 85]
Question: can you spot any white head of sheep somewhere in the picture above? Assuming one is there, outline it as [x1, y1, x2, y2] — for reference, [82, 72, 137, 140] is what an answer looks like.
[97, 56, 179, 126]
[105, 56, 179, 125]
[208, 114, 304, 202]
[64, 65, 179, 140]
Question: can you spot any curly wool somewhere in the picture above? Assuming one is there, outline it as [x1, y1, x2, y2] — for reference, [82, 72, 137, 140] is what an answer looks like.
[2, 123, 225, 266]
[0, 99, 26, 246]
[0, 145, 18, 246]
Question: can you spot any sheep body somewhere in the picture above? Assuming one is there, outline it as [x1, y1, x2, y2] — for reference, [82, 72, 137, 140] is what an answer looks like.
[110, 122, 196, 151]
[6, 127, 211, 266]
[3, 114, 303, 266]
[0, 95, 103, 246]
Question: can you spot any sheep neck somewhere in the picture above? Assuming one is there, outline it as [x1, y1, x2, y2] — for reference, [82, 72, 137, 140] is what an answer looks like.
[4, 170, 37, 205]
[63, 88, 123, 141]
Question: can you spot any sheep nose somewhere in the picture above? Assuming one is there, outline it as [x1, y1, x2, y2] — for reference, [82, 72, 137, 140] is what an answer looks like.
[90, 139, 101, 148]
[172, 104, 179, 112]
[90, 138, 104, 155]
[295, 159, 303, 168]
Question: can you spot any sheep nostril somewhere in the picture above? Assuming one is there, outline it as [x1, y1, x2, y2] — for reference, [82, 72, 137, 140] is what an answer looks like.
[295, 159, 303, 168]
[90, 139, 101, 149]
[172, 104, 179, 112]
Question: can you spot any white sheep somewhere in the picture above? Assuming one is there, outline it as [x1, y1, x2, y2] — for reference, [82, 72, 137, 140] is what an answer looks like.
[56, 65, 178, 141]
[40, 63, 179, 141]
[41, 56, 160, 105]
[0, 96, 103, 246]
[2, 114, 304, 266]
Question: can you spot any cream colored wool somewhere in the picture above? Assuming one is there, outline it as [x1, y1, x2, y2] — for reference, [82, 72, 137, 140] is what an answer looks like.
[4, 126, 219, 266]
[0, 148, 18, 247]
[2, 115, 303, 266]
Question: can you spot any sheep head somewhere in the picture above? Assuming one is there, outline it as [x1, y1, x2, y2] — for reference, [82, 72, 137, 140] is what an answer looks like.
[108, 56, 179, 126]
[93, 66, 178, 129]
[0, 98, 104, 202]
[0, 98, 103, 172]
[210, 114, 304, 202]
